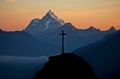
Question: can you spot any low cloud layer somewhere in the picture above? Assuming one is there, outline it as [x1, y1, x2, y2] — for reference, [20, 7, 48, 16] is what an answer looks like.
[0, 55, 48, 63]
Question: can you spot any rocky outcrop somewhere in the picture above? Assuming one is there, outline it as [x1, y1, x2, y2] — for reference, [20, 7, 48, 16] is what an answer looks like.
[34, 53, 98, 79]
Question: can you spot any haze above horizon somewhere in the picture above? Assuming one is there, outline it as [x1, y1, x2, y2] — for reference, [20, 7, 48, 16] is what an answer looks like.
[0, 0, 120, 31]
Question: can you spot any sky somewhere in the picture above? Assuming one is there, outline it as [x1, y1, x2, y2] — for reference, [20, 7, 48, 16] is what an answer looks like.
[0, 0, 120, 31]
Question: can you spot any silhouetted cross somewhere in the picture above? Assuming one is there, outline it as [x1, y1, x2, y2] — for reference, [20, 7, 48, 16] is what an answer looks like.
[59, 30, 67, 54]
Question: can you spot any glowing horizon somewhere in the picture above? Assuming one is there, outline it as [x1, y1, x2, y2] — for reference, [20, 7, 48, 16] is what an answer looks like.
[0, 0, 120, 31]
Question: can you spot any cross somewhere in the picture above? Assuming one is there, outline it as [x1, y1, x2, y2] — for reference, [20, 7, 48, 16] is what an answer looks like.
[59, 30, 67, 54]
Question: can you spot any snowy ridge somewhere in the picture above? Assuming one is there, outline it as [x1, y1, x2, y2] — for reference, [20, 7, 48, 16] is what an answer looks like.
[48, 10, 65, 25]
[31, 18, 40, 23]
[48, 10, 59, 20]
[43, 19, 51, 31]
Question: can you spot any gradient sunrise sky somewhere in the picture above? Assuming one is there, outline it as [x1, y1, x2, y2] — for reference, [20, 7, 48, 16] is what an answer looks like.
[0, 0, 120, 31]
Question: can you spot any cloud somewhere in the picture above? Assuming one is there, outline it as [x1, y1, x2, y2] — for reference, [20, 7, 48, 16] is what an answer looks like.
[0, 56, 48, 63]
[5, 0, 16, 3]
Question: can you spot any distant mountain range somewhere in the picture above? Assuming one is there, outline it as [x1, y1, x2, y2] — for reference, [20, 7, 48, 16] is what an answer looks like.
[74, 30, 120, 79]
[0, 31, 58, 56]
[0, 10, 117, 56]
[24, 10, 116, 52]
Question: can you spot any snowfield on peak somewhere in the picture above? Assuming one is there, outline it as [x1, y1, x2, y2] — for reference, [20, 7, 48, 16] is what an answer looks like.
[48, 10, 65, 25]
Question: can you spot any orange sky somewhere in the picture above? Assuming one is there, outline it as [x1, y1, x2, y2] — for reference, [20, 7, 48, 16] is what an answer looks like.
[0, 0, 120, 31]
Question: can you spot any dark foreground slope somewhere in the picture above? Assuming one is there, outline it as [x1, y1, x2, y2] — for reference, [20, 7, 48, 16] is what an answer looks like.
[34, 53, 98, 79]
[74, 30, 120, 79]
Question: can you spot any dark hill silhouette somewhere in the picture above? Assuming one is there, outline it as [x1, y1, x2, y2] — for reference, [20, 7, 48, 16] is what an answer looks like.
[34, 53, 98, 79]
[74, 30, 120, 79]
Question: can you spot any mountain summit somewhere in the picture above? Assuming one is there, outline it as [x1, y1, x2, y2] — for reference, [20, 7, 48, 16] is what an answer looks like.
[43, 9, 65, 25]
[25, 10, 65, 36]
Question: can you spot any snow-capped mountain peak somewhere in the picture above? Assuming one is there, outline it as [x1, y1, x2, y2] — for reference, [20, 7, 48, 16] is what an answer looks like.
[48, 9, 59, 20]
[25, 10, 66, 35]
[43, 10, 65, 25]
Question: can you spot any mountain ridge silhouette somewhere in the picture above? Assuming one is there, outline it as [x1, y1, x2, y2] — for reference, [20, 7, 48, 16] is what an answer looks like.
[74, 30, 120, 79]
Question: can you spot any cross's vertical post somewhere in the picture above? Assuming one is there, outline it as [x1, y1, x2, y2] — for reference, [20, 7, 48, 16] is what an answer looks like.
[60, 30, 67, 54]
